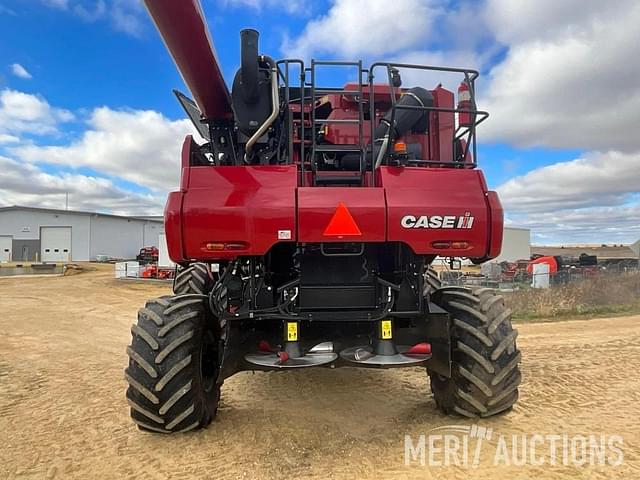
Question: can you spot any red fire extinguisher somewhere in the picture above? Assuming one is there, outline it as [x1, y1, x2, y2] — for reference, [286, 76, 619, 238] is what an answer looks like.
[457, 80, 474, 127]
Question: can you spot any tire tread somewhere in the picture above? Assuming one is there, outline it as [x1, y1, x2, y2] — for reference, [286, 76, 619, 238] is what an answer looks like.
[429, 287, 521, 417]
[125, 295, 220, 434]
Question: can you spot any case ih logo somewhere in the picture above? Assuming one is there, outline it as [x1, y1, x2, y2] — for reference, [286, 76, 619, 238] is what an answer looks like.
[401, 212, 474, 229]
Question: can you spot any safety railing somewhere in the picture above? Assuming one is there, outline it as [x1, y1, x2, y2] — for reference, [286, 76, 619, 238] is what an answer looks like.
[276, 59, 306, 184]
[368, 62, 489, 185]
[277, 60, 491, 187]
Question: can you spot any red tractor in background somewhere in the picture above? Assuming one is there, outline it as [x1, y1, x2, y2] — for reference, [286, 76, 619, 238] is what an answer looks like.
[135, 246, 158, 265]
[125, 0, 521, 433]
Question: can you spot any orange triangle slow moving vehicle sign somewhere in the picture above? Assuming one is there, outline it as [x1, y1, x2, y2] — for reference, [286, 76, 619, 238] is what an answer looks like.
[323, 202, 362, 236]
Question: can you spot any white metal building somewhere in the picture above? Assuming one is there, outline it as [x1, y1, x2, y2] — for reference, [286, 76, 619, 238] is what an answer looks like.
[491, 227, 531, 263]
[0, 206, 163, 263]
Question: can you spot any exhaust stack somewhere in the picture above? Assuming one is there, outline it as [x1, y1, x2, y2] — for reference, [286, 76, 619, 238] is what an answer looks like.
[239, 29, 260, 104]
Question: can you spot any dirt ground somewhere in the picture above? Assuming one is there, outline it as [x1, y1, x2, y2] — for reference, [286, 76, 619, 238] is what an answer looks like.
[1, 266, 639, 479]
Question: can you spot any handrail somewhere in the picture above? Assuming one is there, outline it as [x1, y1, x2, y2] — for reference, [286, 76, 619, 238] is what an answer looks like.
[276, 59, 305, 183]
[368, 62, 487, 184]
[276, 59, 488, 184]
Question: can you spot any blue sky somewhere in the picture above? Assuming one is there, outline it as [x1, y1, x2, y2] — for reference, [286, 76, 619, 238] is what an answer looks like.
[1, 0, 639, 244]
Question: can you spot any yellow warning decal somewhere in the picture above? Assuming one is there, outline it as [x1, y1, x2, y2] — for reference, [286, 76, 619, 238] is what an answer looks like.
[381, 320, 392, 339]
[287, 322, 298, 341]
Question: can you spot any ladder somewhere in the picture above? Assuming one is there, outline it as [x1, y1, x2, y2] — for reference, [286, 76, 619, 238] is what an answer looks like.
[309, 60, 366, 186]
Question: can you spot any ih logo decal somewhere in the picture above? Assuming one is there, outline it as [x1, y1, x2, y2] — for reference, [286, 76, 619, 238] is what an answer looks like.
[401, 212, 475, 229]
[323, 203, 362, 236]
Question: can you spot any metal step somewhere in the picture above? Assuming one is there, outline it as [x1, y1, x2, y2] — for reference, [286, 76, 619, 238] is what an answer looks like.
[313, 173, 363, 185]
[314, 89, 360, 96]
[314, 144, 362, 153]
[315, 118, 361, 124]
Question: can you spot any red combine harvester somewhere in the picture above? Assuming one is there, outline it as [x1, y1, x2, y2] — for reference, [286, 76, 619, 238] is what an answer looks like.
[125, 0, 522, 433]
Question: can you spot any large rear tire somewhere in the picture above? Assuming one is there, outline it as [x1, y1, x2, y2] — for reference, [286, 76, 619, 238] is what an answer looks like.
[429, 287, 522, 417]
[423, 265, 442, 297]
[125, 295, 221, 433]
[173, 263, 213, 295]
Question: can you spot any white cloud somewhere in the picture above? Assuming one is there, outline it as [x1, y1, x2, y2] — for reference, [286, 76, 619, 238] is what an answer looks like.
[497, 150, 640, 243]
[10, 63, 32, 79]
[41, 0, 144, 36]
[0, 134, 19, 144]
[506, 205, 640, 245]
[483, 0, 634, 45]
[497, 150, 640, 212]
[12, 106, 198, 192]
[0, 155, 163, 215]
[0, 89, 74, 136]
[218, 0, 310, 15]
[108, 0, 144, 36]
[0, 90, 193, 215]
[480, 0, 640, 151]
[390, 48, 496, 93]
[284, 0, 442, 60]
[73, 0, 107, 22]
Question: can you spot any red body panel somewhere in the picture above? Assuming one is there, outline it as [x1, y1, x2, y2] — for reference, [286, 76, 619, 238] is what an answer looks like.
[179, 136, 194, 191]
[164, 191, 184, 261]
[165, 142, 503, 261]
[381, 167, 492, 257]
[297, 188, 386, 242]
[179, 166, 298, 260]
[486, 191, 504, 258]
[144, 0, 232, 119]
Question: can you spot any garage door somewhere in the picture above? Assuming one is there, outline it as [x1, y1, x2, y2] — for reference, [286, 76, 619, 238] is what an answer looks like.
[41, 227, 72, 263]
[0, 236, 11, 262]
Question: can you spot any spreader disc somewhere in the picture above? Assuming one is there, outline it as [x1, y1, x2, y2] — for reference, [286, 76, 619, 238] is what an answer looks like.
[340, 345, 431, 367]
[245, 351, 338, 369]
